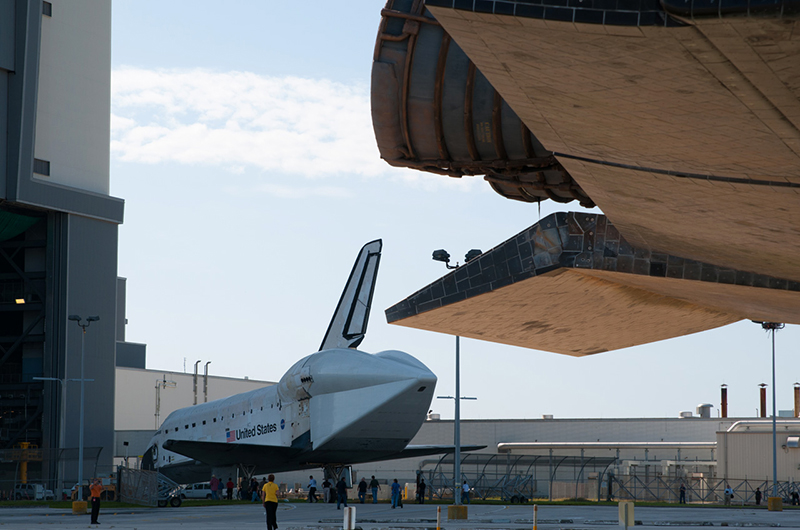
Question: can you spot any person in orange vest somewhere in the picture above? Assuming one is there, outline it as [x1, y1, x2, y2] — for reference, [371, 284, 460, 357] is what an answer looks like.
[89, 478, 103, 524]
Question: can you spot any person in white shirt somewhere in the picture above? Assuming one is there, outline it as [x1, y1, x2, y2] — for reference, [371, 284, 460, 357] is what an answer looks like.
[308, 475, 318, 503]
[461, 481, 470, 504]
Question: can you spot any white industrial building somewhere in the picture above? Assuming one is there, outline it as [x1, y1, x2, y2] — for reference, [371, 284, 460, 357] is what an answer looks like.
[112, 367, 800, 503]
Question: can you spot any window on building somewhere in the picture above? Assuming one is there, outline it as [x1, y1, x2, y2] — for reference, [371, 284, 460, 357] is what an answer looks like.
[33, 158, 50, 176]
[42, 2, 52, 17]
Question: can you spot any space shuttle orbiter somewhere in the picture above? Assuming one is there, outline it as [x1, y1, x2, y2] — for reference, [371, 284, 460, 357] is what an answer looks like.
[143, 240, 475, 485]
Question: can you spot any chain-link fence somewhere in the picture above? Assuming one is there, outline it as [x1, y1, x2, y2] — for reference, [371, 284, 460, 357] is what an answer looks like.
[423, 453, 617, 502]
[0, 446, 104, 499]
[613, 475, 800, 505]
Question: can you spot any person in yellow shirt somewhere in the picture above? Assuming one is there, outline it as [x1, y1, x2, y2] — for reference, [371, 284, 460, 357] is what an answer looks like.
[260, 474, 279, 530]
[89, 478, 103, 524]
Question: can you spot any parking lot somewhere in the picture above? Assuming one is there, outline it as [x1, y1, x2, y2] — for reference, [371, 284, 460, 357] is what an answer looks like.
[2, 502, 800, 529]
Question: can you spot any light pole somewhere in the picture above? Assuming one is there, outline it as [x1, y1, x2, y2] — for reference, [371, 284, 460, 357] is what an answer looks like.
[68, 314, 99, 503]
[436, 341, 478, 506]
[754, 320, 784, 505]
[433, 248, 481, 505]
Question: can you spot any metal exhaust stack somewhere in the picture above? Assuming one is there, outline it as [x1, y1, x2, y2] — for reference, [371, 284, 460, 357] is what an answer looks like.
[721, 384, 728, 418]
[794, 383, 800, 418]
[760, 383, 767, 418]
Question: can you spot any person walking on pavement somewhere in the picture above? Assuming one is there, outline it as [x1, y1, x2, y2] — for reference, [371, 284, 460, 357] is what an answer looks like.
[210, 474, 220, 500]
[89, 478, 103, 525]
[322, 478, 332, 503]
[369, 476, 380, 504]
[336, 477, 348, 509]
[391, 479, 402, 508]
[250, 477, 260, 502]
[679, 483, 686, 504]
[226, 477, 234, 500]
[461, 480, 470, 504]
[723, 485, 734, 505]
[307, 475, 317, 503]
[261, 474, 279, 530]
[755, 487, 762, 505]
[357, 478, 367, 503]
[417, 478, 426, 504]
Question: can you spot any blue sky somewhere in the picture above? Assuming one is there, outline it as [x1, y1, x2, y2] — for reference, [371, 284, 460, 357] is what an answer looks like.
[109, 0, 799, 421]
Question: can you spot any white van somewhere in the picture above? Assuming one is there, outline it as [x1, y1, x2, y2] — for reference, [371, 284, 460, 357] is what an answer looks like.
[14, 483, 55, 500]
[180, 482, 212, 499]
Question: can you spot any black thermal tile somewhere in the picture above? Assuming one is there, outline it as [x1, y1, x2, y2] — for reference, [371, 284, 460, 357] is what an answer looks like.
[769, 278, 788, 290]
[717, 270, 736, 285]
[632, 258, 650, 275]
[430, 281, 445, 300]
[559, 250, 576, 267]
[603, 9, 640, 24]
[456, 279, 470, 292]
[494, 0, 517, 13]
[466, 283, 493, 298]
[634, 247, 651, 260]
[683, 262, 701, 280]
[735, 271, 753, 286]
[637, 11, 659, 24]
[564, 234, 584, 251]
[455, 266, 469, 282]
[573, 253, 594, 269]
[491, 275, 514, 290]
[618, 239, 634, 255]
[454, 0, 475, 9]
[617, 0, 642, 10]
[417, 299, 444, 313]
[604, 240, 619, 258]
[414, 288, 434, 305]
[443, 275, 458, 296]
[605, 223, 620, 241]
[617, 255, 634, 273]
[466, 260, 482, 278]
[474, 0, 495, 12]
[700, 264, 719, 282]
[574, 8, 606, 23]
[441, 292, 467, 306]
[494, 259, 510, 280]
[666, 266, 684, 279]
[603, 257, 618, 271]
[479, 266, 497, 284]
[649, 262, 667, 277]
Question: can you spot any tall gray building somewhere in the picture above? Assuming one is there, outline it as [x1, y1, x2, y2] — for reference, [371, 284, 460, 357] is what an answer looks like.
[1, 0, 122, 491]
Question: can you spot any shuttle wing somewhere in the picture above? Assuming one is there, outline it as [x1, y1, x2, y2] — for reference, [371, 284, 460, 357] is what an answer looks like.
[319, 239, 382, 351]
[162, 439, 307, 468]
[390, 444, 486, 459]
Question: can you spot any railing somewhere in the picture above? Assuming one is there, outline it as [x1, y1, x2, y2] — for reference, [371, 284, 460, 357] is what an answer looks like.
[612, 475, 800, 505]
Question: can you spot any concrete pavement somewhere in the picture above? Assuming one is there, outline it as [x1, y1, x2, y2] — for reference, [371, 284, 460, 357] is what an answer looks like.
[1, 502, 799, 529]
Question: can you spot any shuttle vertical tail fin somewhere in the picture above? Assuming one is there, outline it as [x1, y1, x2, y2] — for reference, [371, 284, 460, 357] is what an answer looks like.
[318, 240, 382, 351]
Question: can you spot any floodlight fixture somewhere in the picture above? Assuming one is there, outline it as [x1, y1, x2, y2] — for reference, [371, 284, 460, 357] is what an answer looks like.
[432, 249, 458, 269]
[464, 249, 482, 262]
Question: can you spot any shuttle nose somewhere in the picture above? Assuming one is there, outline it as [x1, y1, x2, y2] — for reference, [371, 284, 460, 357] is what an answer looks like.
[297, 348, 437, 397]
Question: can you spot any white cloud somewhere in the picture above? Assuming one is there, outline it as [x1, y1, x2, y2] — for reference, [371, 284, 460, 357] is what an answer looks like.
[111, 67, 390, 178]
